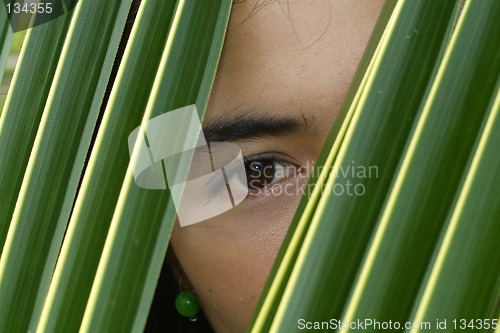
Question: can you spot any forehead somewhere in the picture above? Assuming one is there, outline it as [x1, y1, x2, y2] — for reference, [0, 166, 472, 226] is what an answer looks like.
[205, 0, 384, 126]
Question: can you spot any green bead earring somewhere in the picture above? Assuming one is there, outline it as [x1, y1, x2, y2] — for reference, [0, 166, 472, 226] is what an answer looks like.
[175, 280, 200, 321]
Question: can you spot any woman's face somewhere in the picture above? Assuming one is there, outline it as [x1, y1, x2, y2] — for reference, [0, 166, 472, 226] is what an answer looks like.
[170, 1, 384, 332]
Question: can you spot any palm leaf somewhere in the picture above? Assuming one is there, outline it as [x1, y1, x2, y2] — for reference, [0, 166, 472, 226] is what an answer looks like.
[250, 0, 500, 332]
[0, 13, 72, 248]
[0, 0, 232, 331]
[0, 0, 133, 331]
[36, 1, 177, 331]
[0, 7, 13, 84]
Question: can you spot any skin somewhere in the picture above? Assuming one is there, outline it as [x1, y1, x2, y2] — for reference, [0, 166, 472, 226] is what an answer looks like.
[170, 1, 384, 332]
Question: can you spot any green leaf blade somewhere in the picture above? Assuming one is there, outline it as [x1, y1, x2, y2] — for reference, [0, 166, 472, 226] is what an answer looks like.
[251, 1, 462, 331]
[0, 14, 71, 249]
[35, 1, 177, 331]
[79, 2, 232, 331]
[338, 0, 500, 330]
[0, 1, 133, 331]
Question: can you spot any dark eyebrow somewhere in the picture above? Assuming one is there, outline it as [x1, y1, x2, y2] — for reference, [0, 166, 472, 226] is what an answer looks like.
[202, 114, 314, 142]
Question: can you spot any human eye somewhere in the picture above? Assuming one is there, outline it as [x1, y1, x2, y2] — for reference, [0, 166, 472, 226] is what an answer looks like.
[243, 153, 301, 190]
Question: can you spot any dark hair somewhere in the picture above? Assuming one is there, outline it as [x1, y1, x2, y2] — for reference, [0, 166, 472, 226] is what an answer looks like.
[130, 0, 142, 22]
[99, 0, 142, 114]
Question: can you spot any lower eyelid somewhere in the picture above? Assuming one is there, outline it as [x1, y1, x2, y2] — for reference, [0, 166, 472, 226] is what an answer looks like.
[245, 168, 308, 199]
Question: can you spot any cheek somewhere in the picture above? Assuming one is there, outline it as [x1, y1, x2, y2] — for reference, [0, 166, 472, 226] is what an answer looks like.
[170, 180, 304, 332]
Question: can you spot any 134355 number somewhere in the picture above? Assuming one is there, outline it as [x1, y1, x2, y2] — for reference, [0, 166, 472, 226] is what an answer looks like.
[6, 2, 53, 14]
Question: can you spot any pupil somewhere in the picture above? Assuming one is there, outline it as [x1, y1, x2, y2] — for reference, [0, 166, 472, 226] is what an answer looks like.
[246, 161, 275, 189]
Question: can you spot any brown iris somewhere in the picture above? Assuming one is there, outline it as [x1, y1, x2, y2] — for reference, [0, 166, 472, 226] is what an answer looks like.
[245, 160, 276, 190]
